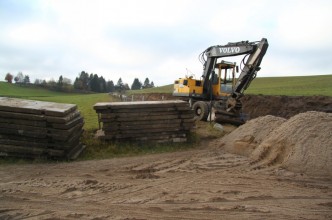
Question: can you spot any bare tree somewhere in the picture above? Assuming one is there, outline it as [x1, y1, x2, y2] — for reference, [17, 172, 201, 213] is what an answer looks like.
[14, 72, 24, 83]
[5, 73, 13, 83]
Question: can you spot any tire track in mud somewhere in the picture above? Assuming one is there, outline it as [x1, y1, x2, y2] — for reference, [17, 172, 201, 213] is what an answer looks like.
[63, 157, 204, 203]
[1, 147, 331, 219]
[80, 152, 288, 208]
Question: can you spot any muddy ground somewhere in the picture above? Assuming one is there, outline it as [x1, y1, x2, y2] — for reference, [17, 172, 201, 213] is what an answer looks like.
[130, 93, 332, 119]
[0, 95, 331, 219]
[241, 95, 332, 119]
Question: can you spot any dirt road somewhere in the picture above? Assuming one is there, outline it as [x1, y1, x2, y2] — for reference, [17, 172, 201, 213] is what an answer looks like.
[1, 142, 331, 219]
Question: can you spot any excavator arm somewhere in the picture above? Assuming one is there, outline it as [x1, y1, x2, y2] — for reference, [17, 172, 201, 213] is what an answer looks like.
[232, 38, 269, 99]
[200, 38, 269, 99]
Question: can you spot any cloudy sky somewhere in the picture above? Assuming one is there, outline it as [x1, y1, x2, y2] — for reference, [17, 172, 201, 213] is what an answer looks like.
[1, 0, 331, 86]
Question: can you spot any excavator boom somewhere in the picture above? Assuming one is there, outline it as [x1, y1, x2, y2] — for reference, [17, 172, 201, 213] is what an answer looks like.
[201, 38, 268, 99]
[232, 38, 268, 99]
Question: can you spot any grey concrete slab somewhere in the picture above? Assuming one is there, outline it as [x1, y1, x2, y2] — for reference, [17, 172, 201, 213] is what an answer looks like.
[93, 100, 188, 110]
[0, 97, 77, 116]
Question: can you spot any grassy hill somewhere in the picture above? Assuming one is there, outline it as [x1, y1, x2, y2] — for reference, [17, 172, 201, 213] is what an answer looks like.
[246, 75, 332, 96]
[0, 82, 71, 98]
[127, 84, 173, 94]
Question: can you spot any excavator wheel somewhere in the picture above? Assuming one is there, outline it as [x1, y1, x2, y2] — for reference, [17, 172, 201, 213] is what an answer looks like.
[192, 101, 209, 121]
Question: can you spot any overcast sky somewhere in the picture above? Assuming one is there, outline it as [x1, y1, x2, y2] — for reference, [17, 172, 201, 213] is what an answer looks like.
[1, 0, 332, 86]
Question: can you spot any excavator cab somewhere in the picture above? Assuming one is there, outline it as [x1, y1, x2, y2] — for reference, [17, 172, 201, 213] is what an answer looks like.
[211, 61, 237, 98]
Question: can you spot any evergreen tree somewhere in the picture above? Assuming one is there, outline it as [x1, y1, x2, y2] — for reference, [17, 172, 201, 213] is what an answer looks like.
[115, 78, 124, 92]
[143, 77, 150, 88]
[106, 80, 115, 92]
[142, 77, 154, 88]
[23, 75, 30, 84]
[57, 75, 63, 90]
[34, 79, 42, 85]
[74, 71, 89, 90]
[73, 77, 81, 90]
[90, 74, 100, 92]
[131, 78, 142, 90]
[81, 71, 90, 90]
[58, 75, 63, 84]
[41, 80, 47, 87]
[117, 78, 123, 87]
[98, 76, 107, 93]
[89, 73, 94, 90]
[123, 83, 130, 90]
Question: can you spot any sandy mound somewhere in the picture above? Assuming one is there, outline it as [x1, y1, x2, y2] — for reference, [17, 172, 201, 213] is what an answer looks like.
[219, 115, 286, 156]
[220, 111, 332, 177]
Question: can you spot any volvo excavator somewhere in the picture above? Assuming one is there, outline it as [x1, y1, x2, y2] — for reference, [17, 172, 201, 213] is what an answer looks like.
[173, 38, 269, 125]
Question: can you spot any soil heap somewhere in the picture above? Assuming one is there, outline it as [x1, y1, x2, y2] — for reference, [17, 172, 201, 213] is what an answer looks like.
[219, 111, 332, 178]
[220, 115, 286, 156]
[241, 95, 332, 119]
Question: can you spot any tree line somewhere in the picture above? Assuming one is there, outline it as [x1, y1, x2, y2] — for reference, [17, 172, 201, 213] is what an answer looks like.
[4, 71, 155, 93]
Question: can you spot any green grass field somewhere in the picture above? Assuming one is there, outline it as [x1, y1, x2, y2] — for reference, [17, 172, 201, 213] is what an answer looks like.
[127, 84, 174, 94]
[0, 82, 72, 98]
[246, 75, 332, 96]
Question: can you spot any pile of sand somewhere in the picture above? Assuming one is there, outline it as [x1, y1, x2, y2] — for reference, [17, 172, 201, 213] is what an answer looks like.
[220, 115, 286, 156]
[220, 111, 332, 177]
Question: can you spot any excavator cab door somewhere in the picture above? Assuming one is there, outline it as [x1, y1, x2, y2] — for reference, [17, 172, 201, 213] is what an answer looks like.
[215, 61, 236, 96]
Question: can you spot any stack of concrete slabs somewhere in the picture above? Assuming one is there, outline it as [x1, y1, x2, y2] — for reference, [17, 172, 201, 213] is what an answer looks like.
[0, 97, 85, 159]
[94, 100, 195, 143]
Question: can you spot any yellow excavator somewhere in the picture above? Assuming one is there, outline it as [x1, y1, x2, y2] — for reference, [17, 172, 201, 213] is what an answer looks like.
[173, 38, 269, 125]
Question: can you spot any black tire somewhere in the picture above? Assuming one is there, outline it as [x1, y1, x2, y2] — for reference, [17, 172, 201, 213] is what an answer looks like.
[192, 101, 209, 121]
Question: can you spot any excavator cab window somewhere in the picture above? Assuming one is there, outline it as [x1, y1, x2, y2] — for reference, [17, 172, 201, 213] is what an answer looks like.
[215, 61, 236, 94]
[212, 73, 219, 85]
[221, 84, 233, 93]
